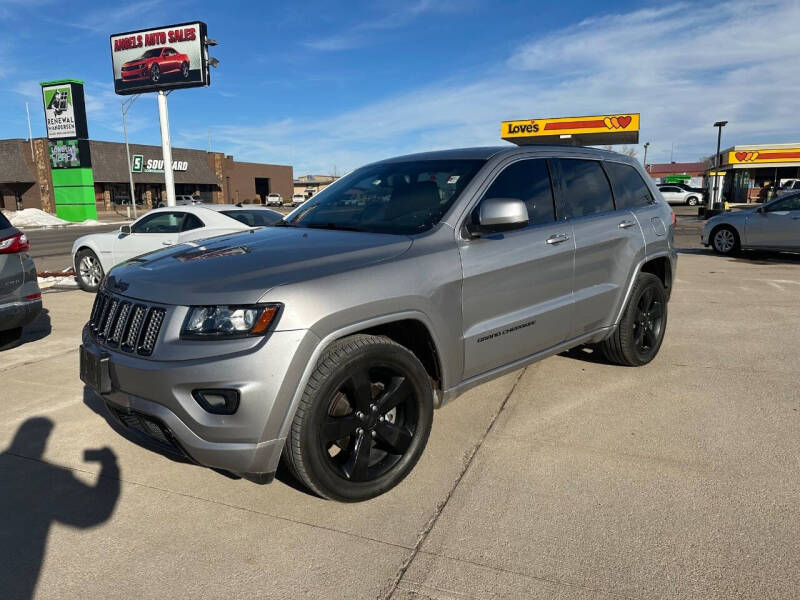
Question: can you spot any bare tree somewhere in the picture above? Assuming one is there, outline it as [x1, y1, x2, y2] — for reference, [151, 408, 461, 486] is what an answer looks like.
[601, 145, 638, 158]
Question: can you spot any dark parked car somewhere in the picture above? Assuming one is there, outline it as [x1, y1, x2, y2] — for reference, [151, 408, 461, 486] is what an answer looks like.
[0, 212, 42, 350]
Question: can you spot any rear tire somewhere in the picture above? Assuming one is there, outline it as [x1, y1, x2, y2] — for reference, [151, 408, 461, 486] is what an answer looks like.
[0, 327, 23, 351]
[75, 248, 104, 293]
[283, 334, 433, 502]
[599, 272, 667, 367]
[181, 62, 189, 79]
[150, 63, 160, 83]
[687, 196, 699, 206]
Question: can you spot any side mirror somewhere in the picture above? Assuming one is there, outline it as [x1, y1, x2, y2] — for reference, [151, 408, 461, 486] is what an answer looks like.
[469, 198, 529, 236]
[120, 225, 132, 235]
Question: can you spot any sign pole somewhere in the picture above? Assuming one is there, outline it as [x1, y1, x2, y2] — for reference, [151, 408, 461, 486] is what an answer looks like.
[157, 90, 176, 207]
[121, 96, 139, 219]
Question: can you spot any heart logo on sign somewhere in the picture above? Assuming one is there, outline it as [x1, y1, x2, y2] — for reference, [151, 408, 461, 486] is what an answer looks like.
[617, 115, 632, 128]
[735, 152, 747, 161]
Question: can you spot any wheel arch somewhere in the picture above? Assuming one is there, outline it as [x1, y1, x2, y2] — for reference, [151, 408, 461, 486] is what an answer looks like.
[640, 255, 673, 301]
[709, 222, 740, 246]
[73, 243, 107, 272]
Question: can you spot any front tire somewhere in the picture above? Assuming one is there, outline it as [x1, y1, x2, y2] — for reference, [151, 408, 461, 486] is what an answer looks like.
[75, 248, 104, 293]
[181, 62, 189, 79]
[150, 63, 160, 83]
[687, 196, 699, 206]
[711, 225, 740, 256]
[283, 334, 434, 502]
[599, 273, 667, 367]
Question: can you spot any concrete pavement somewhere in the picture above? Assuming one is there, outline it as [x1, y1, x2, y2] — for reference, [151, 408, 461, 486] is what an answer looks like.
[1, 249, 799, 599]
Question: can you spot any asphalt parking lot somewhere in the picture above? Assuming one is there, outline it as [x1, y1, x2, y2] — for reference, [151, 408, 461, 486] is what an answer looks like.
[2, 244, 799, 598]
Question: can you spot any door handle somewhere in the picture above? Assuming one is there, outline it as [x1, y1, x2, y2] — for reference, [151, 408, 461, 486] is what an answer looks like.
[618, 220, 636, 229]
[162, 241, 174, 246]
[546, 233, 570, 245]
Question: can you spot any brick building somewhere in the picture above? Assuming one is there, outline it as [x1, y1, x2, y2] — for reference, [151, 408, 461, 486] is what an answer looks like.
[0, 138, 292, 212]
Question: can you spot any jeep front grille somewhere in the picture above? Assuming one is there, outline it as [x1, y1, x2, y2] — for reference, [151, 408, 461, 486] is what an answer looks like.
[89, 292, 166, 356]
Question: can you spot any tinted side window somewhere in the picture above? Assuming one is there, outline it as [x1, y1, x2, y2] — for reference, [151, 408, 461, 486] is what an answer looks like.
[0, 211, 11, 230]
[558, 159, 615, 218]
[605, 162, 654, 210]
[131, 212, 183, 234]
[768, 195, 800, 212]
[480, 159, 555, 226]
[181, 214, 204, 231]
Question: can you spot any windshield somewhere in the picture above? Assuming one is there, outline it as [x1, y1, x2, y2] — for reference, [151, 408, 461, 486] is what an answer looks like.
[139, 48, 162, 59]
[286, 159, 485, 234]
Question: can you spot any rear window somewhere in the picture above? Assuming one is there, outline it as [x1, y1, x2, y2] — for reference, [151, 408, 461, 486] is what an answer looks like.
[0, 212, 11, 230]
[605, 162, 654, 210]
[558, 159, 615, 218]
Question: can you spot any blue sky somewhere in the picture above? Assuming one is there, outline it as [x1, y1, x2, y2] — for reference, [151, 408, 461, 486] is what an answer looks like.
[1, 0, 798, 174]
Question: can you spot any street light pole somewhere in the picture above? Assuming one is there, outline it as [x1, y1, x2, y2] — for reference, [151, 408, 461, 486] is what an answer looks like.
[643, 142, 650, 172]
[713, 121, 728, 212]
[121, 95, 141, 219]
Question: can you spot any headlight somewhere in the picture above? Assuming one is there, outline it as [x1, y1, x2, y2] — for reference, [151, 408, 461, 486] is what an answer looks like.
[181, 304, 281, 339]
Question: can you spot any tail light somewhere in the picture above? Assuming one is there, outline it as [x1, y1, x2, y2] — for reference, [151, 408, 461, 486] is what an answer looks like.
[0, 232, 29, 254]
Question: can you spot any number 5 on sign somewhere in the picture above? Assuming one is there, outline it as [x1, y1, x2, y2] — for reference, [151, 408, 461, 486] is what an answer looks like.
[131, 154, 143, 173]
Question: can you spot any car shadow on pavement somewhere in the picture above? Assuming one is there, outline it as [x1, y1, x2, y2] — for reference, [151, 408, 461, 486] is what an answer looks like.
[0, 417, 120, 600]
[558, 345, 612, 365]
[19, 308, 52, 345]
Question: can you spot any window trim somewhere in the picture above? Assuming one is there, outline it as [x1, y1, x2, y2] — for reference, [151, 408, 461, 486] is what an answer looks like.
[131, 210, 186, 234]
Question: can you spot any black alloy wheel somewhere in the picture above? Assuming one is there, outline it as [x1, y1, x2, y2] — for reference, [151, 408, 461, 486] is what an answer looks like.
[150, 64, 160, 83]
[599, 272, 667, 366]
[284, 334, 433, 501]
[181, 62, 189, 79]
[320, 365, 417, 483]
[631, 285, 664, 358]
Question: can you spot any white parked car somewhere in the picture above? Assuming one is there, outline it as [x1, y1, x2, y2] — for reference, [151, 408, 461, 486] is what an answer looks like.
[72, 205, 282, 292]
[266, 193, 283, 206]
[290, 193, 306, 207]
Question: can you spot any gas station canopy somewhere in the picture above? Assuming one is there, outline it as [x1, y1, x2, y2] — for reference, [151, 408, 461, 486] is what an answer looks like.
[502, 113, 640, 146]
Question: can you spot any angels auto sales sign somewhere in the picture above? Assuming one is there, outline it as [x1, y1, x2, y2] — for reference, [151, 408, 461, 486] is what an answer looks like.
[110, 21, 210, 95]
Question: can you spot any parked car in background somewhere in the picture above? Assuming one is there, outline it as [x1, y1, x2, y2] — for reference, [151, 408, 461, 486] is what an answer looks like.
[658, 184, 704, 206]
[702, 192, 800, 255]
[290, 193, 306, 207]
[176, 195, 203, 206]
[776, 179, 800, 196]
[266, 193, 283, 206]
[121, 46, 190, 84]
[0, 211, 42, 350]
[80, 146, 676, 501]
[72, 205, 281, 293]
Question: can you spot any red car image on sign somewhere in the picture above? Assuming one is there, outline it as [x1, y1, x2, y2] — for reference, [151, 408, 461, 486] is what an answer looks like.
[121, 47, 190, 83]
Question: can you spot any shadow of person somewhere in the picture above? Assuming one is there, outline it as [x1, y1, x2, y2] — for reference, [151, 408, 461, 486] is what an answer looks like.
[0, 417, 120, 600]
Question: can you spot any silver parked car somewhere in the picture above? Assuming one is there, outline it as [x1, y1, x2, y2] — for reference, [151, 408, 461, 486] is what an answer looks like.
[658, 184, 704, 206]
[701, 192, 800, 255]
[80, 146, 676, 501]
[0, 212, 42, 350]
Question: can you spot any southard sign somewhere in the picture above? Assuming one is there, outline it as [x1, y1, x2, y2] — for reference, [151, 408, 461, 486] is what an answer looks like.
[131, 154, 188, 173]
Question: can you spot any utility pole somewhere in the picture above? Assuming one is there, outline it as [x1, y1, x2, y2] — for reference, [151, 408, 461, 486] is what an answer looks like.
[25, 102, 34, 161]
[670, 141, 674, 163]
[713, 121, 728, 213]
[157, 90, 176, 207]
[121, 94, 141, 218]
[643, 142, 650, 172]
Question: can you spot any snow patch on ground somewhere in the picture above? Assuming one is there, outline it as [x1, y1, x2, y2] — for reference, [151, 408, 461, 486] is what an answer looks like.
[1, 209, 106, 229]
[4, 209, 70, 228]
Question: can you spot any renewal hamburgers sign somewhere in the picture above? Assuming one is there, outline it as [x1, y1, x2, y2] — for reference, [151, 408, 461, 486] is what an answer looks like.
[110, 22, 210, 94]
[41, 80, 89, 139]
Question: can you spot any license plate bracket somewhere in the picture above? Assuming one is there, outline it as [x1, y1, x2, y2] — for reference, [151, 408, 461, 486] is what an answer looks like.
[79, 345, 111, 394]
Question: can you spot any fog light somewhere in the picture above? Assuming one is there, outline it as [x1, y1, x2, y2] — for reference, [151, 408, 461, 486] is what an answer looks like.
[192, 389, 240, 415]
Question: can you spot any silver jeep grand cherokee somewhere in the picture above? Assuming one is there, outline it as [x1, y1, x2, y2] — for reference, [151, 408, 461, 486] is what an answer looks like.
[81, 146, 676, 501]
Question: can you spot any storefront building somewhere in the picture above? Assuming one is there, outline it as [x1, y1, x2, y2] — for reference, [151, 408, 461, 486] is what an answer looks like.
[0, 138, 292, 212]
[715, 144, 800, 204]
[293, 174, 338, 199]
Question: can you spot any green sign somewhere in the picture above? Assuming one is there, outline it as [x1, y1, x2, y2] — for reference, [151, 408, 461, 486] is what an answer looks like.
[131, 154, 143, 173]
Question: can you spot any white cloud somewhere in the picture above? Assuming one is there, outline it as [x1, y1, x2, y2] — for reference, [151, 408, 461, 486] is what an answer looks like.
[195, 0, 800, 173]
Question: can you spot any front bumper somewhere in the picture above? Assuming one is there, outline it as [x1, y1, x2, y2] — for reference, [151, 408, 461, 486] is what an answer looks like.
[0, 297, 42, 331]
[82, 326, 320, 478]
